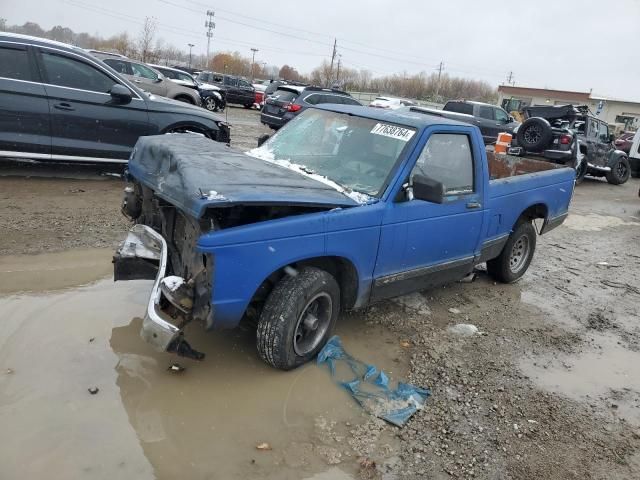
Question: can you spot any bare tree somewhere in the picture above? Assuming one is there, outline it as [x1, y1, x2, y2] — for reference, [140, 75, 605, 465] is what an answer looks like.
[137, 17, 157, 62]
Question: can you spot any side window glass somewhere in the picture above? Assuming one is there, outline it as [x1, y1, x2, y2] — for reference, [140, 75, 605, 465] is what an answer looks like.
[213, 74, 223, 83]
[598, 122, 609, 142]
[478, 106, 493, 120]
[495, 108, 509, 122]
[41, 52, 115, 93]
[0, 45, 33, 81]
[304, 94, 319, 105]
[342, 97, 361, 106]
[238, 79, 250, 88]
[130, 63, 157, 80]
[224, 76, 237, 86]
[587, 120, 599, 138]
[412, 133, 474, 195]
[104, 59, 129, 75]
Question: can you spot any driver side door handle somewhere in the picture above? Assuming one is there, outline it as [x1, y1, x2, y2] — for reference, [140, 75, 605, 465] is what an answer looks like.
[466, 201, 481, 209]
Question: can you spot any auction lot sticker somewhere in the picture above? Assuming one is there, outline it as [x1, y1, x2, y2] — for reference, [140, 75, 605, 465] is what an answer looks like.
[370, 123, 415, 141]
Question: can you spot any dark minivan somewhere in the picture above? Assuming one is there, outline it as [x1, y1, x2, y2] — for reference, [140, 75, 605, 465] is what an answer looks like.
[260, 86, 361, 129]
[0, 33, 229, 163]
[196, 71, 255, 108]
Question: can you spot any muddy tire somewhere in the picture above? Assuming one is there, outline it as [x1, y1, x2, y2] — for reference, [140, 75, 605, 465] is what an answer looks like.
[487, 222, 537, 284]
[516, 117, 553, 151]
[605, 157, 630, 185]
[256, 267, 340, 370]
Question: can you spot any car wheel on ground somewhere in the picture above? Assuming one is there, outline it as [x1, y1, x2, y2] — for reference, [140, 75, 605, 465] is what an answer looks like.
[256, 266, 340, 370]
[487, 221, 537, 283]
[605, 157, 631, 185]
[203, 96, 219, 112]
[516, 117, 553, 151]
[575, 157, 588, 184]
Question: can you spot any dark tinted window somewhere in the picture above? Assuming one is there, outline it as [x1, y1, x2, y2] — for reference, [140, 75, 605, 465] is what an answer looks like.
[271, 89, 298, 103]
[42, 52, 115, 93]
[341, 96, 361, 106]
[130, 62, 158, 80]
[318, 94, 342, 104]
[444, 102, 473, 115]
[103, 58, 129, 75]
[494, 108, 509, 122]
[303, 93, 320, 105]
[238, 79, 251, 88]
[223, 76, 237, 86]
[412, 133, 474, 194]
[478, 106, 493, 120]
[0, 45, 32, 81]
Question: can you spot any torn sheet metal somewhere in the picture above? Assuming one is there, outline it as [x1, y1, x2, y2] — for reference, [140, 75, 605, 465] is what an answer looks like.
[317, 336, 430, 427]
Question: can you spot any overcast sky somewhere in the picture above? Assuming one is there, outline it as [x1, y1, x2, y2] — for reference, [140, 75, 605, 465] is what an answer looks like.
[3, 0, 640, 100]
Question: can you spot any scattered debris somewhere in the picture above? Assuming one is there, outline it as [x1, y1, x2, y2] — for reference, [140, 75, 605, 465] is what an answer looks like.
[6, 368, 14, 375]
[448, 323, 482, 336]
[167, 363, 186, 373]
[358, 456, 377, 479]
[459, 272, 477, 283]
[448, 307, 462, 314]
[88, 387, 99, 395]
[255, 442, 272, 451]
[400, 340, 411, 348]
[89, 337, 95, 343]
[317, 336, 430, 427]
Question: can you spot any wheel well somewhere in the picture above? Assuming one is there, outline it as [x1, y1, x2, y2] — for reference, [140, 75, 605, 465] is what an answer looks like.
[174, 94, 195, 104]
[517, 203, 548, 228]
[249, 256, 359, 314]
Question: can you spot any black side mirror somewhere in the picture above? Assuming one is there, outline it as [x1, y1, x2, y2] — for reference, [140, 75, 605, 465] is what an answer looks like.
[609, 134, 616, 143]
[412, 174, 445, 204]
[257, 134, 270, 147]
[110, 84, 133, 103]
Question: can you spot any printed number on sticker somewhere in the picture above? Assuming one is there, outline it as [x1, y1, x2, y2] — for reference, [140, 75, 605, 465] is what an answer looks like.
[370, 123, 415, 141]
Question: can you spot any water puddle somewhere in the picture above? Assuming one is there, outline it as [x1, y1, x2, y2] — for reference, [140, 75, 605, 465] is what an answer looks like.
[563, 213, 638, 231]
[0, 251, 409, 479]
[521, 333, 640, 426]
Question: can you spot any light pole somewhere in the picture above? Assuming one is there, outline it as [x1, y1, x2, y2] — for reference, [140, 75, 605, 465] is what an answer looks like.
[188, 43, 195, 69]
[250, 48, 259, 81]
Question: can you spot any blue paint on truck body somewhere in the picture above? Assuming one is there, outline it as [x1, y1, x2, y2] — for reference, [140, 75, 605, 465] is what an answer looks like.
[129, 105, 575, 329]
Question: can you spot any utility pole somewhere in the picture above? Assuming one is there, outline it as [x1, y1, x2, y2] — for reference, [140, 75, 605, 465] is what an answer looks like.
[205, 10, 215, 69]
[434, 61, 444, 99]
[506, 71, 514, 85]
[250, 48, 259, 81]
[335, 54, 342, 86]
[328, 38, 337, 87]
[188, 43, 195, 69]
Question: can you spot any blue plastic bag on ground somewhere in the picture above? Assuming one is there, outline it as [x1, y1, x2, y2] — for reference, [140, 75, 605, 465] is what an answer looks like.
[317, 336, 430, 427]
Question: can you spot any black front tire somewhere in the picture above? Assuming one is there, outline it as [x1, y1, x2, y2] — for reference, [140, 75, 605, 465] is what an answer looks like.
[605, 157, 631, 185]
[487, 221, 537, 283]
[257, 267, 340, 370]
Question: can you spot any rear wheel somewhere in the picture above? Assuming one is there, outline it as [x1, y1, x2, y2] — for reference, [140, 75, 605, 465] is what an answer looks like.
[605, 157, 631, 185]
[487, 222, 537, 283]
[256, 267, 340, 370]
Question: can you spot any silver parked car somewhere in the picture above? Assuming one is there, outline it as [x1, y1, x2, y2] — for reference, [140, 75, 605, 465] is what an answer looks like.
[88, 51, 201, 105]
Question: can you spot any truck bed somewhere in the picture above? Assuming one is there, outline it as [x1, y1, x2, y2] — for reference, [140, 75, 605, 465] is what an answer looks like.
[487, 151, 569, 181]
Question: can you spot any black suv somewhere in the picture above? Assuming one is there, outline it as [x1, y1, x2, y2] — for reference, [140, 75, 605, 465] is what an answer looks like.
[196, 71, 255, 107]
[510, 105, 630, 185]
[0, 33, 229, 163]
[260, 86, 361, 129]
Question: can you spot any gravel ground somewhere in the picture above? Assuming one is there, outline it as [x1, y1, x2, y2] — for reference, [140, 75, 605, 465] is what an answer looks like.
[1, 107, 639, 479]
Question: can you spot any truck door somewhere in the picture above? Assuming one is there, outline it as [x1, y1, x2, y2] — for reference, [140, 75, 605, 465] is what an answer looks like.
[585, 118, 600, 164]
[372, 128, 485, 301]
[595, 121, 610, 167]
[476, 105, 498, 144]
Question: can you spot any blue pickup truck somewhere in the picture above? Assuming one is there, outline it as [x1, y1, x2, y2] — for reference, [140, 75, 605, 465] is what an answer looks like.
[114, 105, 575, 369]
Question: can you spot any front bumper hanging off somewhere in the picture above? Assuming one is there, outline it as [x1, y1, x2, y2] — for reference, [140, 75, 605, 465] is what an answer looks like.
[114, 224, 204, 360]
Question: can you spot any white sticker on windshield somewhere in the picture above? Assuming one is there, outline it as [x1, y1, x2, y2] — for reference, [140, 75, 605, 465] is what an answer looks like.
[370, 123, 415, 141]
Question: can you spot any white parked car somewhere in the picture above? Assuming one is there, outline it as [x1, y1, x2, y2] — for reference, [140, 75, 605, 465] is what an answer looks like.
[369, 96, 417, 110]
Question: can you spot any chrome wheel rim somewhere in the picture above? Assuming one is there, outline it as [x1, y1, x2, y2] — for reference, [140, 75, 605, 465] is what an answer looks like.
[523, 125, 541, 145]
[293, 293, 332, 356]
[204, 97, 217, 111]
[616, 161, 627, 178]
[509, 235, 530, 273]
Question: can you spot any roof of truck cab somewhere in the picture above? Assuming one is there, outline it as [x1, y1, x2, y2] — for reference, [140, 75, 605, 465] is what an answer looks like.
[315, 104, 474, 129]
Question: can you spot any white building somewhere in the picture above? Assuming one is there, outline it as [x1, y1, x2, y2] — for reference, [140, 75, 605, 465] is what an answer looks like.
[497, 85, 640, 132]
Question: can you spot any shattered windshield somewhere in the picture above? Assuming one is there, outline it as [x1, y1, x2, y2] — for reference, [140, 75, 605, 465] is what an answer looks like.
[246, 109, 416, 199]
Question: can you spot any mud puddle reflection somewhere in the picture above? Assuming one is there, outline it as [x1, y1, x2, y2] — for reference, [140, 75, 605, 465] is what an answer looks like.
[0, 254, 409, 480]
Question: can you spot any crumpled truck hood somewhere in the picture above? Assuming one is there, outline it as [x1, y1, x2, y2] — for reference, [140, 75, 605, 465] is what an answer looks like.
[127, 134, 360, 218]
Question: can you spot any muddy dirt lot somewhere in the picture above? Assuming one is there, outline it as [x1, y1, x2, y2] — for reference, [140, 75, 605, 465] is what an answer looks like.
[1, 107, 639, 480]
